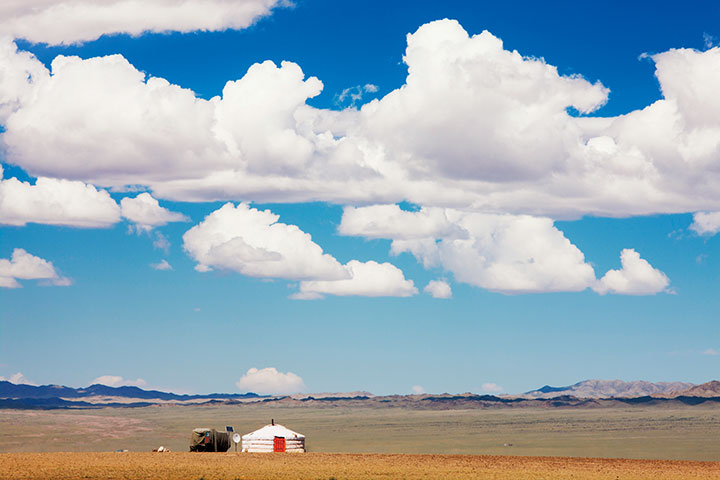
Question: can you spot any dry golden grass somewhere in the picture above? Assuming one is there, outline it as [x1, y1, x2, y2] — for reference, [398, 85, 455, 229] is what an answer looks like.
[1, 452, 719, 480]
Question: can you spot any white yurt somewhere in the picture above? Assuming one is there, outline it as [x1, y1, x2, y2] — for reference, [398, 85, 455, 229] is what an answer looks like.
[241, 420, 306, 453]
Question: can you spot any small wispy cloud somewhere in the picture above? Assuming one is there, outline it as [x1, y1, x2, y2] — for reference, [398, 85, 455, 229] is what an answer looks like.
[153, 232, 171, 252]
[702, 348, 719, 356]
[0, 372, 37, 385]
[411, 385, 425, 394]
[481, 382, 503, 393]
[334, 84, 379, 108]
[150, 259, 173, 271]
[704, 33, 717, 49]
[90, 375, 147, 387]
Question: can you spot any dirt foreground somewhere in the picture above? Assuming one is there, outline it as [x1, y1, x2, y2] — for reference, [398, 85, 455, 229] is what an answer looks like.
[1, 452, 720, 480]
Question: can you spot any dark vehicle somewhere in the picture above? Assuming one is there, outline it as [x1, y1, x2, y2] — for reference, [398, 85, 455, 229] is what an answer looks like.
[189, 428, 231, 452]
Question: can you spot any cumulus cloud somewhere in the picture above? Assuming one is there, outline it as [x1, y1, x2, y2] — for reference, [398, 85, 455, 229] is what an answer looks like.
[0, 46, 325, 187]
[293, 260, 418, 299]
[340, 204, 461, 240]
[183, 203, 348, 280]
[424, 279, 452, 299]
[341, 205, 672, 297]
[341, 205, 596, 294]
[359, 19, 607, 185]
[90, 375, 147, 387]
[3, 20, 720, 220]
[703, 348, 719, 356]
[0, 0, 284, 45]
[0, 172, 121, 228]
[0, 248, 71, 288]
[411, 385, 425, 394]
[121, 192, 188, 231]
[481, 382, 503, 393]
[184, 203, 416, 298]
[0, 41, 49, 123]
[236, 367, 305, 395]
[593, 249, 670, 295]
[150, 259, 173, 271]
[0, 372, 36, 385]
[690, 212, 720, 236]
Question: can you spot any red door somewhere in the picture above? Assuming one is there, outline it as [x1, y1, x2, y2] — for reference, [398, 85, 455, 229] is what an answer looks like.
[273, 436, 286, 452]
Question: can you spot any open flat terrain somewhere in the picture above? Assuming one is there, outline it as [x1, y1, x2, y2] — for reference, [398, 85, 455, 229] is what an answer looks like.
[2, 403, 720, 460]
[3, 404, 720, 478]
[1, 452, 720, 480]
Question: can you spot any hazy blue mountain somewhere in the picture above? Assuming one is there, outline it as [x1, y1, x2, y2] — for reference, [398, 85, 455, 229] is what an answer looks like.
[0, 381, 261, 401]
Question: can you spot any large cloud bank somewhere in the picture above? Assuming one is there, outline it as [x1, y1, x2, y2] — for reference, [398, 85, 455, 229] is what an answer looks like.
[1, 18, 702, 296]
[2, 19, 719, 219]
[340, 205, 669, 295]
[0, 0, 284, 45]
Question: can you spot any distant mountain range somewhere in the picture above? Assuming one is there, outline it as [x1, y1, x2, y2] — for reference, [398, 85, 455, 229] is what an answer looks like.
[520, 379, 696, 399]
[0, 381, 261, 407]
[2, 379, 719, 410]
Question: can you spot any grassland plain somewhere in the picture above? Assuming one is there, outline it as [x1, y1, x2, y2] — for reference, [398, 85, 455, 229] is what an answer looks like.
[2, 403, 720, 461]
[1, 452, 720, 480]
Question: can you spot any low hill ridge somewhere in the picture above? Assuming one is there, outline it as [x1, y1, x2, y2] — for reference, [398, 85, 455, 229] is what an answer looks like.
[657, 380, 720, 398]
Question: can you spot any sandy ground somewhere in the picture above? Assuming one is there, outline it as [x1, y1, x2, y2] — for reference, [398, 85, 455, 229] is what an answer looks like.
[1, 452, 720, 480]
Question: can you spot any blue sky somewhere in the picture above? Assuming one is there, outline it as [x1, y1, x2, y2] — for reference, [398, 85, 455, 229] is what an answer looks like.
[1, 0, 720, 395]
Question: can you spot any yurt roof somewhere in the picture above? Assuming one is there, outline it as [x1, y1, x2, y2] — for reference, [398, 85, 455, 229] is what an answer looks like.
[241, 424, 305, 440]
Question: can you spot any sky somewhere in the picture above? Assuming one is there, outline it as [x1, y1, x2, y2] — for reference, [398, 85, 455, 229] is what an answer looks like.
[1, 0, 720, 396]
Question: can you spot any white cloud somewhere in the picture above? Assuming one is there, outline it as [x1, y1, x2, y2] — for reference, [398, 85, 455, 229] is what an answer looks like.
[345, 207, 671, 297]
[703, 348, 719, 356]
[183, 203, 416, 298]
[120, 192, 188, 231]
[0, 248, 71, 288]
[0, 173, 121, 228]
[183, 203, 348, 280]
[340, 204, 461, 240]
[0, 0, 284, 45]
[293, 260, 417, 299]
[342, 206, 596, 294]
[411, 385, 425, 394]
[236, 367, 305, 395]
[0, 41, 49, 123]
[334, 83, 379, 107]
[2, 20, 720, 231]
[593, 249, 670, 295]
[690, 212, 720, 236]
[0, 372, 36, 385]
[153, 231, 171, 252]
[358, 19, 607, 185]
[0, 45, 328, 194]
[150, 259, 172, 271]
[481, 382, 503, 393]
[90, 375, 147, 388]
[424, 279, 452, 299]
